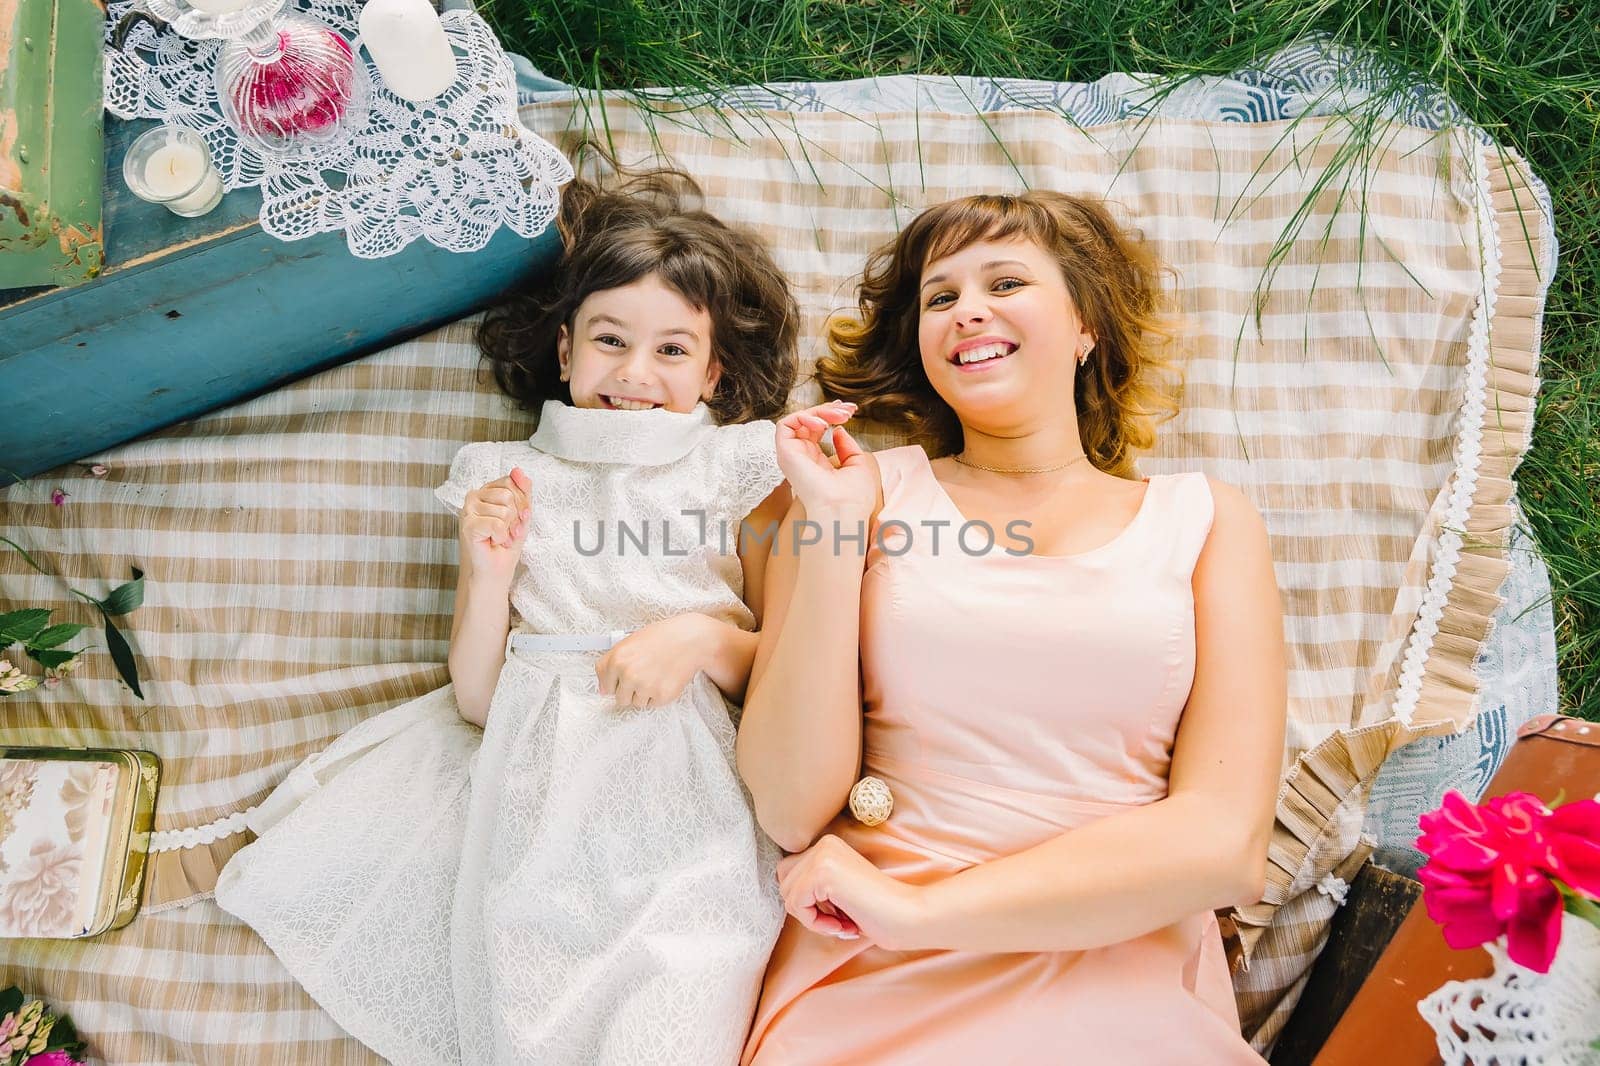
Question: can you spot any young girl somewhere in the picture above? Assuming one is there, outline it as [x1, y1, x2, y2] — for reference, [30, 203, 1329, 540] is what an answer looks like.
[216, 169, 817, 1066]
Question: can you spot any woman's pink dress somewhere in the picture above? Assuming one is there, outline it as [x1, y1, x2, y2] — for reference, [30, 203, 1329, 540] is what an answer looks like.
[743, 446, 1264, 1065]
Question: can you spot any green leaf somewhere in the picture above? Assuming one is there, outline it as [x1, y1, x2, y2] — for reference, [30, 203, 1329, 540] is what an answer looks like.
[98, 567, 146, 617]
[1562, 888, 1600, 928]
[24, 648, 76, 670]
[0, 984, 21, 1016]
[47, 1012, 79, 1051]
[0, 536, 49, 576]
[103, 617, 144, 700]
[30, 623, 88, 650]
[0, 609, 52, 646]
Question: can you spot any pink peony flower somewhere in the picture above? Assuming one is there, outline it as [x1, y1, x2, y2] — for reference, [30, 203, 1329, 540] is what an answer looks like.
[1546, 798, 1600, 898]
[1417, 790, 1600, 972]
[24, 1050, 81, 1065]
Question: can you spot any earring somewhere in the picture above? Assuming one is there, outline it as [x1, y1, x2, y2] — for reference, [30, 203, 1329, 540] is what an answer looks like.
[1078, 342, 1093, 367]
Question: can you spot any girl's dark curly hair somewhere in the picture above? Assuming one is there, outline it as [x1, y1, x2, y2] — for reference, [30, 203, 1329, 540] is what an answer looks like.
[476, 164, 799, 426]
[818, 191, 1180, 480]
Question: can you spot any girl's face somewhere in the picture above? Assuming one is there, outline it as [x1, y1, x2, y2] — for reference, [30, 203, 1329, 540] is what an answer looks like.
[558, 274, 720, 413]
[916, 236, 1094, 425]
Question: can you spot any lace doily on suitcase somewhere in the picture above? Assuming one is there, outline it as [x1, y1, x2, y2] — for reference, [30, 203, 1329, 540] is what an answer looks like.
[1418, 914, 1600, 1066]
[103, 4, 573, 258]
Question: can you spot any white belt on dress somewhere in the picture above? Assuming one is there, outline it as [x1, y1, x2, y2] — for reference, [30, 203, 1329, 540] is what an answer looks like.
[509, 630, 630, 654]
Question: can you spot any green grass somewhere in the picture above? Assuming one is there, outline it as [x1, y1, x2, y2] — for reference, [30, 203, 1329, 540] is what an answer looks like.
[486, 0, 1600, 721]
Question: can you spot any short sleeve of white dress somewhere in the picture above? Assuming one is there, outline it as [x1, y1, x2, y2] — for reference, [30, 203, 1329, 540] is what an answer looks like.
[706, 420, 785, 528]
[434, 441, 501, 516]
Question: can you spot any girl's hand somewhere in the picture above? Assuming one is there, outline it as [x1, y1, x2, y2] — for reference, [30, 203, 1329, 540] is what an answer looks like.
[777, 834, 925, 950]
[461, 467, 532, 588]
[776, 402, 878, 518]
[596, 613, 716, 710]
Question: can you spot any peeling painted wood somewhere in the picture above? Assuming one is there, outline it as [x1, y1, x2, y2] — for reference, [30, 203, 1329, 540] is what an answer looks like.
[0, 112, 559, 478]
[0, 0, 105, 289]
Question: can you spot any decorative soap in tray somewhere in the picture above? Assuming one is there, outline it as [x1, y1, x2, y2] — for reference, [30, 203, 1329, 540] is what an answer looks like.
[0, 747, 160, 938]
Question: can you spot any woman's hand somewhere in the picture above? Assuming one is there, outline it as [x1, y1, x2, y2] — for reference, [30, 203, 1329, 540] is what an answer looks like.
[460, 467, 532, 588]
[777, 834, 926, 950]
[776, 402, 878, 518]
[596, 613, 719, 710]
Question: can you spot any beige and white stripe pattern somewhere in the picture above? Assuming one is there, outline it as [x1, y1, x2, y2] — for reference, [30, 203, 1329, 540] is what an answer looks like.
[0, 98, 1548, 1061]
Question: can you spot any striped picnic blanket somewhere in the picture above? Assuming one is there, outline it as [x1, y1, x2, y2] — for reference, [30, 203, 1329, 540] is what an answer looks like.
[1, 72, 1551, 1064]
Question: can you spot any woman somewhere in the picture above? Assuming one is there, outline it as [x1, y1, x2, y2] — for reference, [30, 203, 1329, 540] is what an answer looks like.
[736, 191, 1286, 1064]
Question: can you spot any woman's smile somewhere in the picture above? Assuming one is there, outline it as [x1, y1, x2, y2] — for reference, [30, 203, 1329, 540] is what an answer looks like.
[949, 336, 1019, 370]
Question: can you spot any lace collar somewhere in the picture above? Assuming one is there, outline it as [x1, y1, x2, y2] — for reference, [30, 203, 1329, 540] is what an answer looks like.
[527, 400, 717, 466]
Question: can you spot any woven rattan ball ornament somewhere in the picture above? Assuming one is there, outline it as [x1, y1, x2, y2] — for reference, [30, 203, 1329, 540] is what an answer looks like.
[848, 776, 894, 826]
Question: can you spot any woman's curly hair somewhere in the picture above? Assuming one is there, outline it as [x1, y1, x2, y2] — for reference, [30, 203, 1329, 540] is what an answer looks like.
[819, 191, 1181, 479]
[477, 163, 798, 426]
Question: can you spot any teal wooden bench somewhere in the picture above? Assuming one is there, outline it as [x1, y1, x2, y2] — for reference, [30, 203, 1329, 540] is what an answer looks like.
[0, 114, 561, 480]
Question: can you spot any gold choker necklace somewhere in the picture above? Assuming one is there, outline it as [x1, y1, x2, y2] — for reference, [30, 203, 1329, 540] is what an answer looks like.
[952, 452, 1089, 476]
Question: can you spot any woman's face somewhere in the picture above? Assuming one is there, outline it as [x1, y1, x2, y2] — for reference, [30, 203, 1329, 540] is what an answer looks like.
[557, 273, 721, 413]
[916, 236, 1093, 426]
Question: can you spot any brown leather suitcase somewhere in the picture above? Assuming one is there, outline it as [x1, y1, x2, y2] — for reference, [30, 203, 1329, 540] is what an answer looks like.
[1312, 714, 1600, 1065]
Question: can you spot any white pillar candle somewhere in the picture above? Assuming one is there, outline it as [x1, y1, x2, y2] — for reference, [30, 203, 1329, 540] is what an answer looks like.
[128, 131, 226, 217]
[360, 0, 457, 103]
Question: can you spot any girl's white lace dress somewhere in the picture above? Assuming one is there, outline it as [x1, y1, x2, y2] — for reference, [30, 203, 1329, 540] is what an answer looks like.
[215, 401, 787, 1066]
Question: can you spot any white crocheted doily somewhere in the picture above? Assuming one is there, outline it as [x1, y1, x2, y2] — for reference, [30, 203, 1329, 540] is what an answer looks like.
[104, 1, 573, 258]
[1418, 913, 1600, 1066]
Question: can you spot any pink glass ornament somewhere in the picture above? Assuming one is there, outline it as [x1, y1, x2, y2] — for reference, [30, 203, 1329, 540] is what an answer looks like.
[216, 12, 365, 152]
